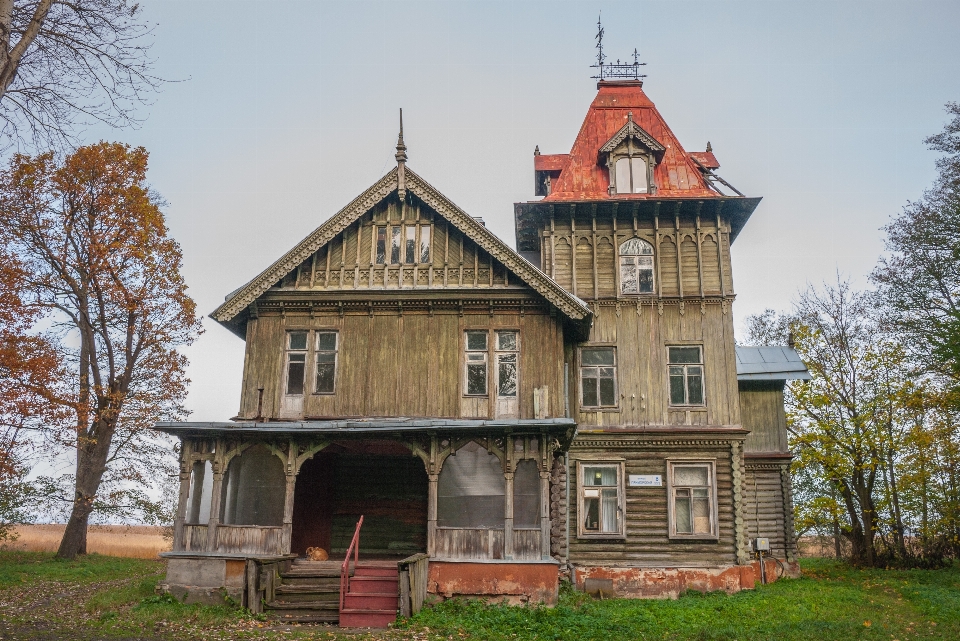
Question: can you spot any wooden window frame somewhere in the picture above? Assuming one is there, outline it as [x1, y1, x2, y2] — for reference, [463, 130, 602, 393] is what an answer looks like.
[666, 344, 706, 407]
[618, 237, 656, 296]
[313, 330, 339, 395]
[463, 330, 490, 397]
[576, 460, 625, 539]
[666, 459, 719, 540]
[578, 345, 619, 411]
[283, 330, 309, 397]
[495, 330, 520, 400]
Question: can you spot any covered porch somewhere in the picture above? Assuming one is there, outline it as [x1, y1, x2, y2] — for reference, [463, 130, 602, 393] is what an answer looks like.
[156, 418, 574, 613]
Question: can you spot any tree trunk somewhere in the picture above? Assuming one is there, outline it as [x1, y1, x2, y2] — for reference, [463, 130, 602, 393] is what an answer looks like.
[56, 415, 115, 560]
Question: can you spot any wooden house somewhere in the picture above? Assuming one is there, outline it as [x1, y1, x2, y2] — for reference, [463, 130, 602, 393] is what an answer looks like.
[157, 79, 807, 623]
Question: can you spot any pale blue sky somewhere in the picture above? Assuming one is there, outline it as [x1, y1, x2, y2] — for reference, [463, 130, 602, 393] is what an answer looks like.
[80, 0, 960, 421]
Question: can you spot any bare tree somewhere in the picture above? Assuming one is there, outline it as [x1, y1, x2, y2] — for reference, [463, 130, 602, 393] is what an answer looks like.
[0, 0, 161, 150]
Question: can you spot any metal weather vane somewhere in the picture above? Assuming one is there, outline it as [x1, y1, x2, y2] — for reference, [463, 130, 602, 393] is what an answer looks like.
[590, 15, 646, 81]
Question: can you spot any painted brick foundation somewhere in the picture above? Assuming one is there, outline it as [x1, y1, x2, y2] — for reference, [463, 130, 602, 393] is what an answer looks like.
[429, 561, 559, 605]
[573, 560, 797, 599]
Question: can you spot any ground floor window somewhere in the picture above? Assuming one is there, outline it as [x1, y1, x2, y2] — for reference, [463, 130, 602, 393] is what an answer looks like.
[577, 461, 624, 538]
[667, 460, 718, 538]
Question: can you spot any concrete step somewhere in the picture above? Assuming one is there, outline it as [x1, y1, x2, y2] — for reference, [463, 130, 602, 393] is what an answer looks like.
[343, 592, 398, 611]
[339, 608, 397, 628]
[349, 576, 398, 593]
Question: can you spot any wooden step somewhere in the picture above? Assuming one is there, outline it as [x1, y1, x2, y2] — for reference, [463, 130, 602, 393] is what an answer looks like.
[349, 576, 398, 593]
[272, 586, 339, 603]
[343, 592, 398, 610]
[339, 607, 397, 628]
[264, 599, 339, 623]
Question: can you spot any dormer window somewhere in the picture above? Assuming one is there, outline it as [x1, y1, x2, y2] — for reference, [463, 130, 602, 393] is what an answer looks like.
[615, 156, 648, 194]
[599, 112, 664, 196]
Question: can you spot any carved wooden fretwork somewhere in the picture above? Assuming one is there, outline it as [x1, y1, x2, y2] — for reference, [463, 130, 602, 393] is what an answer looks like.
[212, 167, 592, 325]
[598, 116, 665, 156]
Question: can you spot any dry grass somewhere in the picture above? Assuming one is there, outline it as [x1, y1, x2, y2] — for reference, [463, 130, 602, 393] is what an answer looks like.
[2, 524, 171, 559]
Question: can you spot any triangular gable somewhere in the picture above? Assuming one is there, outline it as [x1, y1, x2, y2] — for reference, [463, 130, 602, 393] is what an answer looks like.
[597, 115, 665, 156]
[211, 166, 592, 325]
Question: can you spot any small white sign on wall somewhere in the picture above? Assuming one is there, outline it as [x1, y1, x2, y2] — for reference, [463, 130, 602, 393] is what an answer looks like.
[629, 474, 663, 487]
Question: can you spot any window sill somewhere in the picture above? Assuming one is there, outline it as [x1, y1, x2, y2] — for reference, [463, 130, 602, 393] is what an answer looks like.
[579, 406, 620, 412]
[462, 395, 489, 399]
[668, 405, 707, 410]
[668, 534, 720, 541]
[576, 533, 627, 540]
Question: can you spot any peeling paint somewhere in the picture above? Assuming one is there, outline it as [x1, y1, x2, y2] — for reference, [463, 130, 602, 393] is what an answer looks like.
[429, 562, 559, 606]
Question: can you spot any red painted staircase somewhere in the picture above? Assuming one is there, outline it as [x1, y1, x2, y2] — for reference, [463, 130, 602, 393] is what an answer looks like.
[339, 563, 400, 627]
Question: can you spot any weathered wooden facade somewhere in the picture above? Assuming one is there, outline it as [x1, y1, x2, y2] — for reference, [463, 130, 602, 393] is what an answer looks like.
[157, 78, 806, 621]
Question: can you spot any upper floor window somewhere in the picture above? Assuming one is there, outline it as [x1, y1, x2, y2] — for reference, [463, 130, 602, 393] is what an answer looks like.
[620, 238, 655, 295]
[375, 224, 432, 265]
[668, 346, 704, 406]
[615, 156, 648, 194]
[464, 331, 488, 396]
[464, 329, 520, 397]
[580, 347, 617, 408]
[496, 331, 519, 398]
[285, 331, 308, 395]
[315, 331, 339, 394]
[284, 330, 339, 396]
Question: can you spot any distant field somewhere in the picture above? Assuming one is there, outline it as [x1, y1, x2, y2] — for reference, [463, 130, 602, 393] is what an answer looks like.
[4, 524, 171, 559]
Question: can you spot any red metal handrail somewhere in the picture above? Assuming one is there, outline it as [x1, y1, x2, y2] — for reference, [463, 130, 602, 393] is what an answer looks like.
[339, 515, 363, 612]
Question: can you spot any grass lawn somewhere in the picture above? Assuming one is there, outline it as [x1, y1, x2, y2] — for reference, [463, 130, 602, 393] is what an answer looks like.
[0, 551, 957, 640]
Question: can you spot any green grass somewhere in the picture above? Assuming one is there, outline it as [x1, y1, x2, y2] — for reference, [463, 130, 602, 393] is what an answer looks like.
[1, 551, 957, 640]
[400, 558, 960, 640]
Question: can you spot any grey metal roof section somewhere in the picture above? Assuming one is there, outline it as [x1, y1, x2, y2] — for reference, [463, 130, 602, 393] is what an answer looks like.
[736, 346, 811, 381]
[155, 417, 576, 437]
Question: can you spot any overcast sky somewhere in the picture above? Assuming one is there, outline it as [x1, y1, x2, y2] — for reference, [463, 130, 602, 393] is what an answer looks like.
[77, 0, 960, 422]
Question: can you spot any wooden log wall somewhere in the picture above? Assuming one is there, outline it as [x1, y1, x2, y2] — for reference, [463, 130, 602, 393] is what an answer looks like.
[238, 307, 566, 421]
[539, 207, 734, 301]
[278, 200, 515, 292]
[743, 463, 792, 559]
[567, 435, 741, 567]
[570, 301, 740, 428]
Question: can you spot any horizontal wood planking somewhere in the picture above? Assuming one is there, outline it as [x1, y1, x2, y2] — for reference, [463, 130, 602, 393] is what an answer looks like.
[239, 310, 565, 421]
[570, 301, 740, 427]
[567, 439, 738, 566]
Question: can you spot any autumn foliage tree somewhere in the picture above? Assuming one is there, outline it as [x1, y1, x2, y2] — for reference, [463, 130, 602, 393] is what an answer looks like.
[0, 142, 201, 559]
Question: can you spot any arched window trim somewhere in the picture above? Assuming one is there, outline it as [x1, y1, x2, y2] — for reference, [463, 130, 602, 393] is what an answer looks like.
[619, 237, 656, 296]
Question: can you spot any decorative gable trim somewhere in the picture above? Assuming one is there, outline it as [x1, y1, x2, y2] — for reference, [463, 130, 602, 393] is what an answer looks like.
[598, 115, 665, 157]
[211, 167, 592, 326]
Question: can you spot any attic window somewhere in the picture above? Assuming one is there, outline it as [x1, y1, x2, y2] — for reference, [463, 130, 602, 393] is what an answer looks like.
[615, 157, 648, 194]
[376, 224, 432, 265]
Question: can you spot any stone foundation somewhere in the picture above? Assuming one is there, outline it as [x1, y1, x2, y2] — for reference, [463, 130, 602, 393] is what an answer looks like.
[157, 556, 248, 606]
[428, 560, 560, 605]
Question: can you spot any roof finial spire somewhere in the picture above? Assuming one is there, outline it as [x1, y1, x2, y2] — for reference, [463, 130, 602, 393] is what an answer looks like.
[396, 108, 407, 200]
[706, 141, 713, 152]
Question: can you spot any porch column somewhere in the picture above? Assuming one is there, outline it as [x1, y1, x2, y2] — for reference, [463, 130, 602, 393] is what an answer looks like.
[172, 440, 192, 551]
[281, 441, 297, 554]
[504, 471, 514, 560]
[427, 473, 438, 556]
[540, 468, 551, 559]
[206, 444, 225, 553]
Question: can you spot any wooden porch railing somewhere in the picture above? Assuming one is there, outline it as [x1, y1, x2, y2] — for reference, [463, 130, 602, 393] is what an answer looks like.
[398, 553, 429, 617]
[339, 515, 363, 613]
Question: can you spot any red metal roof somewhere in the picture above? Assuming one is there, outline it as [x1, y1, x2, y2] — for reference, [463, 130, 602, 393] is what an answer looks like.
[543, 81, 717, 201]
[689, 151, 720, 170]
[534, 154, 569, 172]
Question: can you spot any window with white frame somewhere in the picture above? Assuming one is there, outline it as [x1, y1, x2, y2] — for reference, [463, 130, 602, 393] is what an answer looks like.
[580, 347, 617, 408]
[619, 238, 655, 295]
[577, 462, 624, 537]
[667, 461, 717, 538]
[668, 346, 704, 406]
[314, 331, 339, 394]
[285, 331, 308, 395]
[464, 331, 488, 396]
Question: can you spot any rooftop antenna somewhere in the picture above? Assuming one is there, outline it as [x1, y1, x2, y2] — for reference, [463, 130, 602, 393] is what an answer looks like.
[396, 108, 407, 200]
[590, 17, 646, 82]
